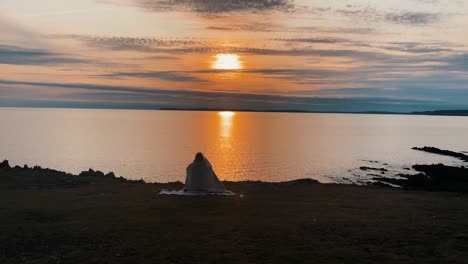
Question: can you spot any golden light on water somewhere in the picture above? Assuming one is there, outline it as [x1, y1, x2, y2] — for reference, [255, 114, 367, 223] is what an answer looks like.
[219, 111, 235, 145]
[209, 111, 238, 181]
[219, 111, 235, 118]
[212, 54, 242, 70]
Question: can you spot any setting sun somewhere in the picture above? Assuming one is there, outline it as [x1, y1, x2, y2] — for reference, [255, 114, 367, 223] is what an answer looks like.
[212, 54, 242, 70]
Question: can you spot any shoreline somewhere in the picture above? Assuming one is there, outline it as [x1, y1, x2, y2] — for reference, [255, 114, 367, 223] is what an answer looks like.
[1, 146, 467, 193]
[1, 147, 468, 263]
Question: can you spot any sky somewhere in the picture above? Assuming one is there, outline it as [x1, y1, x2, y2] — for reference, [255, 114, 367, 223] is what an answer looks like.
[0, 0, 467, 112]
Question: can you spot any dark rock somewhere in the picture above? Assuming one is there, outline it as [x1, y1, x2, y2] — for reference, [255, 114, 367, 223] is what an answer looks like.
[373, 177, 407, 187]
[105, 172, 116, 178]
[370, 181, 394, 188]
[282, 178, 320, 186]
[79, 169, 105, 178]
[402, 173, 430, 189]
[0, 160, 10, 169]
[0, 160, 145, 189]
[373, 164, 468, 192]
[360, 166, 388, 172]
[412, 146, 468, 162]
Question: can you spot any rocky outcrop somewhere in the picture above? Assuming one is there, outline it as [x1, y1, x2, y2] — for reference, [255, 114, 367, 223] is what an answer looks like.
[0, 161, 144, 189]
[412, 146, 468, 162]
[0, 160, 10, 169]
[360, 167, 388, 172]
[374, 164, 468, 192]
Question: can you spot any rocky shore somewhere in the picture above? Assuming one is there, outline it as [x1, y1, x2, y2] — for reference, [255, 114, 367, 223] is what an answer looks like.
[372, 164, 468, 192]
[0, 160, 143, 190]
[412, 146, 468, 162]
[369, 147, 468, 192]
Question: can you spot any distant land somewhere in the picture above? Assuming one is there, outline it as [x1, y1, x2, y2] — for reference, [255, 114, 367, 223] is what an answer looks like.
[410, 110, 468, 116]
[160, 108, 468, 117]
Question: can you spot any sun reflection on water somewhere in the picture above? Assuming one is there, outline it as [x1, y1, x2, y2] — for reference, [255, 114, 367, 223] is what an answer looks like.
[219, 111, 235, 145]
[208, 111, 238, 181]
[219, 111, 235, 118]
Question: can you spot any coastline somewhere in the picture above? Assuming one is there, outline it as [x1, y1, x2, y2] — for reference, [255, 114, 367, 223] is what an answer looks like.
[1, 147, 468, 263]
[1, 146, 467, 192]
[1, 160, 468, 263]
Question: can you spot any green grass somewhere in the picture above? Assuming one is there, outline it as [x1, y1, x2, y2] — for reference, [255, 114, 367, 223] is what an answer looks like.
[1, 168, 468, 263]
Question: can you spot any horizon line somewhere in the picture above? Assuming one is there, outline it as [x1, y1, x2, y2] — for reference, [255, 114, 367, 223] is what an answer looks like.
[1, 106, 467, 116]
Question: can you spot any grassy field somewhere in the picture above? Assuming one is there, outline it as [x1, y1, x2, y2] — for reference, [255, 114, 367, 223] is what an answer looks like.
[1, 166, 468, 263]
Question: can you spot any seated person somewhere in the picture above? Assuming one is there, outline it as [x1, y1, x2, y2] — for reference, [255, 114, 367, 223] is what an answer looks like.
[184, 152, 226, 193]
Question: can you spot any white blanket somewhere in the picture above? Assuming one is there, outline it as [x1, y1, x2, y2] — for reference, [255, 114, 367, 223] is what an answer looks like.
[159, 189, 236, 196]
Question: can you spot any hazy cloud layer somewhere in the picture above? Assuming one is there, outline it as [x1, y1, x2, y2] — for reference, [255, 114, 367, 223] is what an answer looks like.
[134, 0, 295, 14]
[0, 79, 455, 112]
[384, 12, 440, 25]
[0, 45, 86, 65]
[54, 34, 201, 51]
[100, 71, 208, 82]
[336, 7, 442, 25]
[61, 34, 465, 64]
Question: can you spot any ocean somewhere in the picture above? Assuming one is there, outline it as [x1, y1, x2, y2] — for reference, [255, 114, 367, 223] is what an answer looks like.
[1, 107, 467, 183]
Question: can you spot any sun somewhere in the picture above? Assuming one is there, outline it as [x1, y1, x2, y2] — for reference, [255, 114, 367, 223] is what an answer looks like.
[212, 54, 242, 70]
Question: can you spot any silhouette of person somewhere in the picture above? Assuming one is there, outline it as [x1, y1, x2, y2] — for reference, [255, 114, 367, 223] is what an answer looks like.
[184, 152, 226, 193]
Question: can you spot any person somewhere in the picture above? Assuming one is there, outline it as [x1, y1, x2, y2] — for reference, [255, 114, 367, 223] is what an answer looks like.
[184, 152, 226, 193]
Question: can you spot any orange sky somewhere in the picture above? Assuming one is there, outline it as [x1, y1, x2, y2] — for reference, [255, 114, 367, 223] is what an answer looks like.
[1, 0, 468, 112]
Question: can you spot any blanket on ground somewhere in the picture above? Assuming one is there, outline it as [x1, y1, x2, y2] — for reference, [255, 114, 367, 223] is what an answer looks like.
[159, 189, 236, 196]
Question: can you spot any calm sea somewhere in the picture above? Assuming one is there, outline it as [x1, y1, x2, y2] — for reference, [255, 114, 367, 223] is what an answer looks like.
[1, 108, 467, 183]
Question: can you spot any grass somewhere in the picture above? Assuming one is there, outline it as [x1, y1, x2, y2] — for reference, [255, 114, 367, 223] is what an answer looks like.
[1, 166, 468, 263]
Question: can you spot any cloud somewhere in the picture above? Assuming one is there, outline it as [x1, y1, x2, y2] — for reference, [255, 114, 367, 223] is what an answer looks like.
[336, 7, 441, 25]
[0, 45, 86, 65]
[384, 12, 440, 25]
[53, 34, 200, 52]
[0, 79, 453, 112]
[64, 33, 462, 63]
[319, 27, 376, 34]
[206, 23, 378, 34]
[377, 42, 454, 54]
[430, 53, 468, 71]
[99, 71, 208, 82]
[133, 0, 295, 14]
[0, 16, 48, 47]
[273, 36, 461, 56]
[52, 32, 468, 84]
[273, 37, 348, 44]
[0, 79, 169, 96]
[206, 22, 281, 32]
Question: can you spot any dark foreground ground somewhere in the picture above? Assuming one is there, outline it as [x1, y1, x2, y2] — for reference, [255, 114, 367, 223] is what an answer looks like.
[1, 163, 468, 264]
